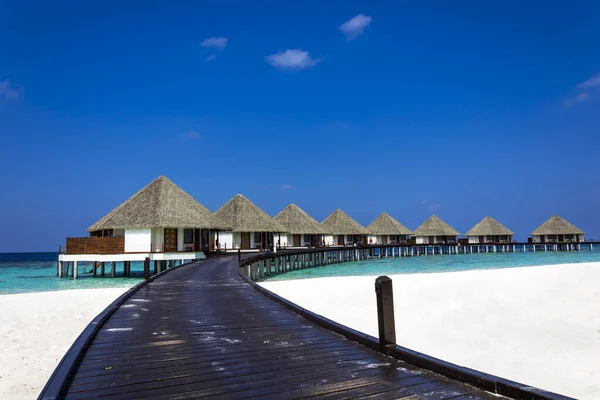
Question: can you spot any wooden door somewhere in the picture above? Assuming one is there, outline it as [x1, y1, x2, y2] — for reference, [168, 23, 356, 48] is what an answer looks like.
[164, 228, 178, 252]
[382, 235, 388, 245]
[337, 235, 344, 245]
[293, 234, 301, 246]
[241, 232, 250, 249]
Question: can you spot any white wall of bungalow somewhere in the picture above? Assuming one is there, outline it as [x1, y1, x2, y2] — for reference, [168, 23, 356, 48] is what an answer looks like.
[531, 234, 584, 243]
[367, 235, 410, 245]
[414, 235, 458, 245]
[323, 234, 362, 246]
[212, 231, 292, 250]
[123, 228, 203, 252]
[467, 235, 513, 244]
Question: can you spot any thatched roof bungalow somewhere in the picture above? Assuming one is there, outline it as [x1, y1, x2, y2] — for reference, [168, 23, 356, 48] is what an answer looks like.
[86, 176, 223, 253]
[274, 204, 325, 247]
[412, 215, 460, 244]
[530, 215, 585, 243]
[465, 216, 514, 244]
[321, 209, 367, 246]
[214, 194, 287, 250]
[366, 213, 412, 245]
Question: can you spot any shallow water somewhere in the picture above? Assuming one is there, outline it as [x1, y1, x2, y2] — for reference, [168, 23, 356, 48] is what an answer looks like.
[0, 252, 143, 294]
[263, 247, 600, 281]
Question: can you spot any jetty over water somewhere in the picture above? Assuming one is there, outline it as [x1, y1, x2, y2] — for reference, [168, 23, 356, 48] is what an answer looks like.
[41, 252, 573, 400]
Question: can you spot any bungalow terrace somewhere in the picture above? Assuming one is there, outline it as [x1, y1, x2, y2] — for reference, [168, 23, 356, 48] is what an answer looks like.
[530, 215, 585, 243]
[366, 212, 412, 245]
[412, 215, 460, 244]
[321, 209, 367, 246]
[465, 216, 514, 244]
[59, 176, 225, 278]
[213, 194, 287, 250]
[274, 204, 325, 247]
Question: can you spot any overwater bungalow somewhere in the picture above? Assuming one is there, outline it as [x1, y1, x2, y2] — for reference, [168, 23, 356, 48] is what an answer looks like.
[465, 216, 514, 244]
[274, 204, 325, 247]
[366, 212, 412, 245]
[213, 194, 287, 250]
[412, 215, 460, 244]
[321, 209, 367, 246]
[59, 176, 225, 278]
[530, 215, 585, 243]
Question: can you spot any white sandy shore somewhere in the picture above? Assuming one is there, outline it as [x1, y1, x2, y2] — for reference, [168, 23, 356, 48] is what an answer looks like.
[261, 262, 600, 400]
[0, 288, 129, 400]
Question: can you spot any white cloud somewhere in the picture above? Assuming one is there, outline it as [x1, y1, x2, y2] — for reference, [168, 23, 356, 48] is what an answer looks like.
[200, 37, 228, 51]
[339, 14, 372, 40]
[428, 204, 441, 211]
[0, 79, 23, 101]
[563, 72, 600, 107]
[265, 49, 319, 70]
[576, 73, 600, 89]
[205, 54, 217, 62]
[181, 130, 201, 141]
[564, 92, 590, 107]
[281, 184, 292, 190]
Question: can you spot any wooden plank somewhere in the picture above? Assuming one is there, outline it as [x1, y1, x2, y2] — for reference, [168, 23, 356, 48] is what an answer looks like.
[48, 255, 563, 400]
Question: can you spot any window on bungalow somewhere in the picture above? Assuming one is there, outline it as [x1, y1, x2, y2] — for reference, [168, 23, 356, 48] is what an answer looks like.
[565, 234, 574, 240]
[547, 235, 556, 241]
[254, 232, 262, 244]
[347, 235, 353, 242]
[184, 229, 194, 244]
[303, 234, 310, 242]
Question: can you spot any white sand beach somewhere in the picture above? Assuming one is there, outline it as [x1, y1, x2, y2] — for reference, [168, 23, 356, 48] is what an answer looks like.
[0, 288, 129, 400]
[261, 262, 600, 400]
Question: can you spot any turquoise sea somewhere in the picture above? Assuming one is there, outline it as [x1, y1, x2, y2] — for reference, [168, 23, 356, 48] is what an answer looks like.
[3, 249, 600, 293]
[262, 247, 600, 282]
[0, 253, 143, 295]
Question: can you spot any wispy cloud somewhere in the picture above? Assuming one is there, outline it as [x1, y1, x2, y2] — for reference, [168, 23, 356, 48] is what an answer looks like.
[205, 54, 217, 62]
[421, 200, 441, 211]
[0, 79, 23, 101]
[181, 130, 201, 141]
[200, 37, 228, 51]
[339, 14, 372, 40]
[564, 92, 590, 107]
[576, 73, 600, 90]
[265, 49, 320, 70]
[281, 184, 292, 190]
[565, 72, 600, 107]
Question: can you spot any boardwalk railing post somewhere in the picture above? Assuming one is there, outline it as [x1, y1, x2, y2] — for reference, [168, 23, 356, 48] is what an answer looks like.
[238, 248, 241, 264]
[144, 257, 150, 281]
[375, 275, 396, 353]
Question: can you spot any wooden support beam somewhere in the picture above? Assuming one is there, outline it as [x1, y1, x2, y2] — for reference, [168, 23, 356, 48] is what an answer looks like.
[375, 276, 396, 353]
[144, 257, 150, 281]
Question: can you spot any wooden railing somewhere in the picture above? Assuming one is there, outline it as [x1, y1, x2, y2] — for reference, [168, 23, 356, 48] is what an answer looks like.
[66, 237, 125, 255]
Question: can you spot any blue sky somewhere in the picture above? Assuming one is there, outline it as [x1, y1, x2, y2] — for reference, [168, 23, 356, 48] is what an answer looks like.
[1, 1, 600, 251]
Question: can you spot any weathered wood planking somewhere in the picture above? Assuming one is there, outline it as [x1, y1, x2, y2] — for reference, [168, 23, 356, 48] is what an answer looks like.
[55, 256, 504, 399]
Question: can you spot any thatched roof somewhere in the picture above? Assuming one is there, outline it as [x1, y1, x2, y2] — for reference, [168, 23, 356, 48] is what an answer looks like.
[214, 194, 287, 233]
[274, 204, 325, 234]
[465, 216, 514, 237]
[88, 176, 222, 232]
[320, 209, 367, 235]
[367, 213, 412, 235]
[412, 215, 460, 236]
[531, 215, 584, 236]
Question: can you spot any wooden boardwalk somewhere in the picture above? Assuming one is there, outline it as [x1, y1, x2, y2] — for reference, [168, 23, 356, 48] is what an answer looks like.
[49, 257, 521, 399]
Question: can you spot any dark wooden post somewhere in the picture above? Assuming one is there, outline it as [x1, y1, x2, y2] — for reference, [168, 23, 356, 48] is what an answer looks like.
[144, 257, 150, 281]
[375, 276, 396, 353]
[238, 248, 241, 264]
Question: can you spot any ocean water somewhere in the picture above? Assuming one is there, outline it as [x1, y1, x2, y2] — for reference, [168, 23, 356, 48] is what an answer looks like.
[0, 253, 143, 295]
[263, 247, 600, 281]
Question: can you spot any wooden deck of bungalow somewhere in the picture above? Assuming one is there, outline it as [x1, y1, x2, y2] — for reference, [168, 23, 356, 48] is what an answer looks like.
[40, 252, 573, 400]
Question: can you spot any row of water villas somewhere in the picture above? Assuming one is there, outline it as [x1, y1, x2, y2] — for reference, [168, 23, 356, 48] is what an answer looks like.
[58, 176, 590, 279]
